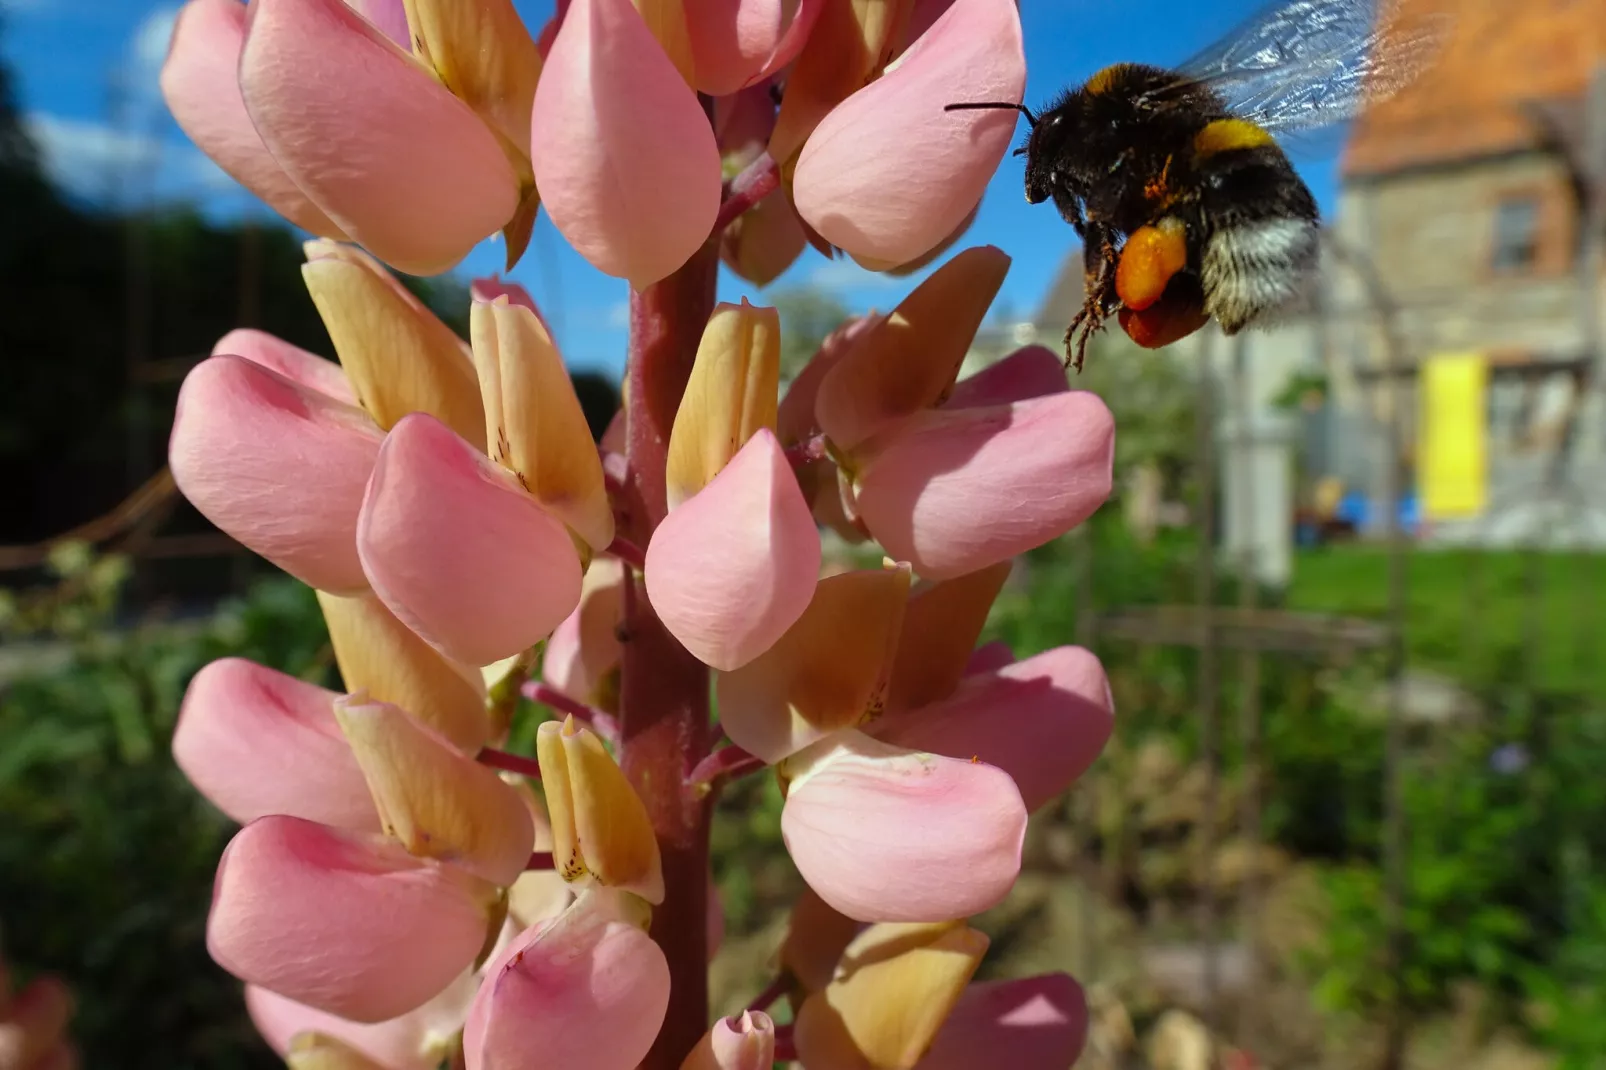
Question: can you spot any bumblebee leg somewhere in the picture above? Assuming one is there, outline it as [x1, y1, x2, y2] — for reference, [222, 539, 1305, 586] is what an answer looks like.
[1063, 225, 1120, 372]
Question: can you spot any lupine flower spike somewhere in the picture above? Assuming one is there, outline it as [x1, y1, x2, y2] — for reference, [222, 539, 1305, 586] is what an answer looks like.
[161, 0, 1115, 1064]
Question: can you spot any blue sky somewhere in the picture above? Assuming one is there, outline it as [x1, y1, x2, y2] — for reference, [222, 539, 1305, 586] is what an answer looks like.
[2, 0, 1347, 378]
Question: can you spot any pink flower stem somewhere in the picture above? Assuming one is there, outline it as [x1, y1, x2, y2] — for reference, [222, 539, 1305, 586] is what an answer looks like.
[476, 747, 542, 779]
[604, 534, 647, 571]
[772, 1024, 797, 1063]
[784, 432, 829, 467]
[713, 152, 781, 234]
[526, 851, 555, 871]
[687, 742, 767, 788]
[520, 681, 623, 743]
[621, 239, 720, 1070]
[745, 974, 789, 1014]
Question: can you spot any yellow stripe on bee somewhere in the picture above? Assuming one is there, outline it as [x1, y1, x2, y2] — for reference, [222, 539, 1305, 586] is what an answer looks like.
[1193, 118, 1276, 158]
[1085, 64, 1134, 95]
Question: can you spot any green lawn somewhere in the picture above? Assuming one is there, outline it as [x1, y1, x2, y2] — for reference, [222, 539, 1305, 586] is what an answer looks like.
[1287, 545, 1606, 696]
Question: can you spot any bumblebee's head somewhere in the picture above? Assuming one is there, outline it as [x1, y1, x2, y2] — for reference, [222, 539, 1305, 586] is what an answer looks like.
[942, 99, 1050, 199]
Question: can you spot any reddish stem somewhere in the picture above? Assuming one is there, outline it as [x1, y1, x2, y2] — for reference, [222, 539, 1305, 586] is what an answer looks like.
[713, 152, 781, 234]
[745, 974, 789, 1014]
[520, 681, 622, 744]
[476, 747, 542, 779]
[687, 743, 767, 787]
[604, 535, 647, 571]
[772, 1024, 797, 1063]
[622, 241, 720, 1070]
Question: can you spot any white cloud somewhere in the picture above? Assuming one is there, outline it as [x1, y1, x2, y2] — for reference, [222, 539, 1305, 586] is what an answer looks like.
[130, 5, 181, 91]
[25, 112, 240, 205]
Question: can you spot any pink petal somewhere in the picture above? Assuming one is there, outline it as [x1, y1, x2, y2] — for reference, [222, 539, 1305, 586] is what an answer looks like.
[174, 658, 378, 832]
[686, 1011, 775, 1070]
[159, 0, 346, 238]
[463, 892, 670, 1070]
[644, 429, 821, 671]
[214, 328, 356, 404]
[791, 0, 1024, 265]
[915, 974, 1089, 1070]
[964, 640, 1014, 676]
[169, 355, 382, 594]
[777, 314, 881, 446]
[944, 346, 1068, 410]
[208, 816, 496, 1022]
[852, 392, 1115, 579]
[540, 558, 624, 706]
[241, 0, 518, 275]
[345, 0, 411, 47]
[688, 0, 824, 95]
[529, 0, 721, 289]
[877, 647, 1113, 813]
[779, 731, 1026, 922]
[357, 413, 583, 667]
[246, 974, 478, 1070]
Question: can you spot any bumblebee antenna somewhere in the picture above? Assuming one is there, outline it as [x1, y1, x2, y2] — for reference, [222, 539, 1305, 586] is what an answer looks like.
[944, 101, 1038, 126]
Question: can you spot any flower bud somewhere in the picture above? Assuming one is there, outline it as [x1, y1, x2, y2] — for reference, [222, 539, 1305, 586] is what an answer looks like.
[816, 247, 1009, 452]
[529, 0, 720, 289]
[666, 300, 781, 510]
[680, 1010, 775, 1070]
[317, 590, 490, 753]
[357, 412, 584, 667]
[537, 717, 664, 904]
[645, 430, 821, 671]
[792, 0, 1024, 267]
[717, 564, 911, 764]
[463, 890, 669, 1070]
[169, 355, 382, 595]
[160, 0, 345, 238]
[208, 816, 500, 1022]
[471, 298, 614, 553]
[174, 658, 378, 832]
[794, 921, 989, 1070]
[240, 0, 518, 274]
[302, 241, 486, 450]
[334, 694, 535, 886]
[878, 647, 1113, 814]
[780, 731, 1026, 922]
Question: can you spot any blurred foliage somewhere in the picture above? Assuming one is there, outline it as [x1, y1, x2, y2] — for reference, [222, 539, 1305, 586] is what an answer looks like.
[0, 555, 330, 1070]
[770, 287, 851, 378]
[0, 53, 467, 546]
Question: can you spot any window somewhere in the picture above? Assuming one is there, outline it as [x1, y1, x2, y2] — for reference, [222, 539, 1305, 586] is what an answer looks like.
[1491, 194, 1540, 271]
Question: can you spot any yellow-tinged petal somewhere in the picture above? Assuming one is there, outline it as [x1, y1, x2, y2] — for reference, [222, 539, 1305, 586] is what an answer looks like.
[401, 0, 542, 159]
[302, 240, 486, 451]
[317, 590, 490, 753]
[470, 298, 614, 552]
[633, 0, 696, 85]
[717, 563, 910, 763]
[536, 716, 664, 904]
[769, 0, 917, 166]
[816, 246, 1009, 453]
[794, 921, 989, 1070]
[666, 299, 781, 510]
[780, 885, 861, 994]
[287, 1033, 390, 1070]
[884, 561, 1011, 714]
[334, 693, 535, 886]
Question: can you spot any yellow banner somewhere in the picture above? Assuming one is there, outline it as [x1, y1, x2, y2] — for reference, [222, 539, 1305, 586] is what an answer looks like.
[1419, 353, 1488, 520]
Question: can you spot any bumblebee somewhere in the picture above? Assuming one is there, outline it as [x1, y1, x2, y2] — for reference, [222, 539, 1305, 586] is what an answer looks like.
[948, 0, 1445, 369]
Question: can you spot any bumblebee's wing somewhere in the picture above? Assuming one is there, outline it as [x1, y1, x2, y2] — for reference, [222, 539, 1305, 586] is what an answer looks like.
[1164, 0, 1448, 135]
